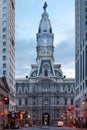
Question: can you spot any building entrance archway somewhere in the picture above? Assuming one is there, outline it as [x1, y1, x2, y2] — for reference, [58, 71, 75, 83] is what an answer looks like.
[42, 113, 50, 126]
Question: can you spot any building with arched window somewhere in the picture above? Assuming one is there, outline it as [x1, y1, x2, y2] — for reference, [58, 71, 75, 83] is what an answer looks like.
[15, 2, 75, 126]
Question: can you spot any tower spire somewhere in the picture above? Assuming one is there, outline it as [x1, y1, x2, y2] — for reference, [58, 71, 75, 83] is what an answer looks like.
[43, 2, 48, 11]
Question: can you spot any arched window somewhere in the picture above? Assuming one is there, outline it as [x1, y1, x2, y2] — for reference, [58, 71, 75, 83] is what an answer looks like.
[43, 62, 50, 76]
[18, 87, 22, 94]
[71, 99, 73, 105]
[19, 99, 21, 105]
[25, 99, 27, 105]
[33, 86, 36, 92]
[44, 68, 48, 76]
[56, 86, 60, 92]
[71, 88, 74, 93]
[24, 87, 28, 93]
[64, 87, 68, 93]
[44, 98, 48, 105]
[57, 100, 59, 105]
[85, 32, 87, 41]
[65, 99, 67, 105]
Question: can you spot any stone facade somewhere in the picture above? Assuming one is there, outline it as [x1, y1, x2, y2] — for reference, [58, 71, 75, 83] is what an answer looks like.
[15, 2, 75, 126]
[0, 76, 9, 127]
[0, 0, 15, 111]
[15, 77, 75, 126]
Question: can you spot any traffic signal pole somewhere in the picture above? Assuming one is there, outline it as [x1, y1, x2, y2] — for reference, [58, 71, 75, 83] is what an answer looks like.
[2, 97, 5, 129]
[2, 97, 9, 128]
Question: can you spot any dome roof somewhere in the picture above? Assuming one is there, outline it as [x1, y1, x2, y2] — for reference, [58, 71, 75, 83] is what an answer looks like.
[38, 2, 52, 34]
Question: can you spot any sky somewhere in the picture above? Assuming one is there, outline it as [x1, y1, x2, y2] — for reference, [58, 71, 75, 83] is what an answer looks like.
[15, 0, 75, 78]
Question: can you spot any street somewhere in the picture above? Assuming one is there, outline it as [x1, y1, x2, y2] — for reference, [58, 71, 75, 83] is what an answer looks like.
[17, 127, 86, 130]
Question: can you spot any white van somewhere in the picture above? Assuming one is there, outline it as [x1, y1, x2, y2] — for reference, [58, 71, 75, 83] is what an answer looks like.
[57, 121, 64, 127]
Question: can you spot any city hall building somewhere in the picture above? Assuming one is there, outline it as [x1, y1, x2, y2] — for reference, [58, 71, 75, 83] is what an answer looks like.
[15, 2, 75, 126]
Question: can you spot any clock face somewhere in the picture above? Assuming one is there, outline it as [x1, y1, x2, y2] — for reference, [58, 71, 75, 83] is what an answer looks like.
[42, 49, 47, 54]
[43, 38, 47, 44]
[42, 48, 49, 54]
[55, 71, 62, 77]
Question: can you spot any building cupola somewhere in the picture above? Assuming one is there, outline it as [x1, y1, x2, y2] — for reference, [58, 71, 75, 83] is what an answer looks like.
[36, 2, 54, 66]
[38, 2, 52, 34]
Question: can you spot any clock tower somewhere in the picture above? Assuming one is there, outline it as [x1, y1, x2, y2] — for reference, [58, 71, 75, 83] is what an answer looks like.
[30, 2, 63, 77]
[36, 2, 54, 64]
[15, 2, 75, 126]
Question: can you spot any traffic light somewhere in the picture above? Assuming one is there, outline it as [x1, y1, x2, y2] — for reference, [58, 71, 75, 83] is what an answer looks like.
[1, 112, 4, 118]
[4, 97, 9, 105]
[68, 106, 72, 111]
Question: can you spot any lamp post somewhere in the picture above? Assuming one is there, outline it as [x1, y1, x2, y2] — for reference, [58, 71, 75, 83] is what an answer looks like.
[83, 94, 87, 128]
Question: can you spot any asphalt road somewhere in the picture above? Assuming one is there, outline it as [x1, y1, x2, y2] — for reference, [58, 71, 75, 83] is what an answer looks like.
[17, 126, 84, 130]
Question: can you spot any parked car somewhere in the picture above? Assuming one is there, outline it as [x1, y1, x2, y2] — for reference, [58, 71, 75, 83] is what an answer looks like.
[25, 123, 29, 128]
[69, 122, 73, 127]
[11, 125, 19, 129]
[57, 121, 64, 127]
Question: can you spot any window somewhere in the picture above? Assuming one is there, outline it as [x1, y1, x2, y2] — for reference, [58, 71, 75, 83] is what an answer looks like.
[21, 83, 25, 87]
[3, 35, 6, 39]
[3, 0, 6, 4]
[85, 8, 87, 12]
[16, 83, 19, 87]
[44, 69, 48, 76]
[49, 28, 52, 33]
[2, 21, 6, 26]
[56, 86, 60, 92]
[71, 99, 73, 105]
[19, 99, 21, 106]
[80, 85, 82, 91]
[3, 63, 6, 68]
[43, 30, 47, 32]
[68, 87, 70, 92]
[57, 100, 59, 105]
[3, 7, 6, 13]
[32, 97, 35, 100]
[19, 88, 22, 94]
[43, 86, 49, 92]
[44, 98, 48, 105]
[33, 101, 36, 105]
[25, 88, 28, 93]
[85, 80, 87, 88]
[85, 21, 87, 25]
[3, 14, 6, 19]
[3, 42, 6, 46]
[3, 0, 6, 2]
[86, 14, 87, 19]
[65, 91, 67, 93]
[3, 71, 6, 75]
[3, 56, 6, 60]
[64, 87, 68, 93]
[65, 99, 67, 105]
[3, 28, 6, 32]
[71, 88, 74, 93]
[25, 99, 27, 106]
[11, 1, 15, 9]
[3, 48, 6, 53]
[85, 1, 87, 6]
[33, 86, 36, 92]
